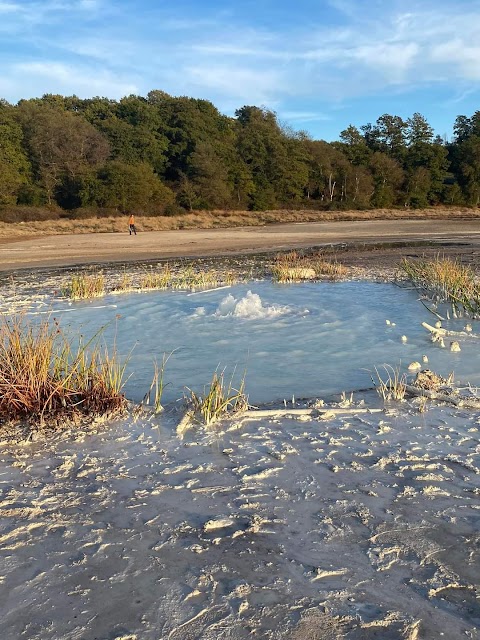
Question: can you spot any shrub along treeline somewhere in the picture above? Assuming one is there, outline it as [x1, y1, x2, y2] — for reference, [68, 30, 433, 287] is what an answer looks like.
[1, 90, 480, 221]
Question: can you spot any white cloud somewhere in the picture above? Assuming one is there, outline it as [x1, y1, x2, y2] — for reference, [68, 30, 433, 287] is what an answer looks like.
[183, 64, 284, 105]
[0, 2, 20, 13]
[351, 42, 420, 81]
[430, 39, 480, 80]
[66, 37, 136, 66]
[281, 111, 331, 123]
[192, 43, 288, 60]
[2, 0, 480, 130]
[10, 61, 138, 99]
[78, 0, 100, 8]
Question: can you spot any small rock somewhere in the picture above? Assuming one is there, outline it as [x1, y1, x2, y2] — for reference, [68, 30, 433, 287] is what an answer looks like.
[408, 361, 422, 370]
[190, 544, 205, 554]
[465, 324, 472, 332]
[386, 319, 391, 325]
[286, 267, 315, 280]
[435, 320, 442, 329]
[401, 335, 408, 343]
[422, 354, 429, 363]
[204, 517, 235, 532]
[450, 341, 461, 352]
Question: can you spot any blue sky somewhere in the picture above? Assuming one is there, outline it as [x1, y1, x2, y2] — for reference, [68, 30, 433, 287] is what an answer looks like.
[1, 0, 480, 141]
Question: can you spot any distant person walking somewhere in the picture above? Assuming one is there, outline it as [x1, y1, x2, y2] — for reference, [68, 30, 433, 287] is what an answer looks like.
[128, 213, 137, 236]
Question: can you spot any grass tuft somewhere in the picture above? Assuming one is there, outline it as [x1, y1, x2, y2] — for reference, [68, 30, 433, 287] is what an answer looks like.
[271, 250, 348, 282]
[185, 367, 248, 426]
[401, 255, 480, 316]
[371, 364, 407, 402]
[112, 269, 134, 293]
[139, 265, 172, 290]
[0, 315, 128, 427]
[61, 271, 105, 299]
[142, 351, 175, 414]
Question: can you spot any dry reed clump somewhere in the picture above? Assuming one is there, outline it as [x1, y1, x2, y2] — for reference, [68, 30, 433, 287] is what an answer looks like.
[139, 265, 172, 290]
[61, 272, 105, 299]
[139, 264, 239, 291]
[2, 206, 480, 239]
[271, 250, 348, 282]
[142, 351, 176, 414]
[401, 256, 480, 316]
[59, 264, 240, 299]
[0, 315, 128, 427]
[172, 265, 223, 290]
[185, 368, 248, 426]
[371, 364, 407, 401]
[111, 269, 134, 293]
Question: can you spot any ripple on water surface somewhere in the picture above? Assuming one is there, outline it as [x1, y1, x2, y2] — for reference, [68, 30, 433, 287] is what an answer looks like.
[46, 280, 480, 405]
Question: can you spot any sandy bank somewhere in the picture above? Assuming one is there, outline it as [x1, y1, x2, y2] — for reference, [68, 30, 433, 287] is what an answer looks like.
[2, 218, 480, 272]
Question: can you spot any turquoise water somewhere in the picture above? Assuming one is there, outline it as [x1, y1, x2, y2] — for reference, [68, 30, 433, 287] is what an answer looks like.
[50, 281, 479, 405]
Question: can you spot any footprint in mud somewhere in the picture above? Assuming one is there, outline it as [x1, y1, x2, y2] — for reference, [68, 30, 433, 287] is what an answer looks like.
[291, 611, 347, 640]
[431, 586, 480, 626]
[201, 515, 251, 541]
[67, 551, 86, 566]
[167, 604, 229, 640]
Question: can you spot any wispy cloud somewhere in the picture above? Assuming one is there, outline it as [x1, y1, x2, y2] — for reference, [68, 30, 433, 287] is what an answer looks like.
[430, 40, 480, 80]
[2, 0, 480, 137]
[281, 111, 331, 123]
[0, 2, 20, 13]
[10, 61, 138, 98]
[182, 64, 285, 105]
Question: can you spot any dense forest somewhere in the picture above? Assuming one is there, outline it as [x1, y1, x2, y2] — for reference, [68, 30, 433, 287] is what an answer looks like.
[1, 90, 480, 221]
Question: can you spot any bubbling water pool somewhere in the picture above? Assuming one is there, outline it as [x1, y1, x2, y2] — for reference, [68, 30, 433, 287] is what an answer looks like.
[52, 280, 480, 406]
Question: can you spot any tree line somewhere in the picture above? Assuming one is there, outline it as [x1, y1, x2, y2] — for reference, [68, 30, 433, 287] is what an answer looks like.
[1, 90, 479, 220]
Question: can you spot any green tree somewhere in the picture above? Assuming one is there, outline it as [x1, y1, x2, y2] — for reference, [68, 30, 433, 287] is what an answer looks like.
[372, 114, 407, 159]
[157, 96, 234, 184]
[369, 152, 404, 207]
[406, 113, 434, 146]
[404, 141, 449, 204]
[302, 139, 351, 205]
[404, 167, 431, 208]
[348, 166, 374, 207]
[95, 160, 174, 213]
[187, 141, 232, 209]
[0, 106, 31, 204]
[18, 103, 110, 206]
[456, 136, 480, 205]
[235, 106, 308, 209]
[338, 125, 371, 165]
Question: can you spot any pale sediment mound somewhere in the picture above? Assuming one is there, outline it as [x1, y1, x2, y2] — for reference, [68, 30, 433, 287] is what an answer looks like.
[0, 393, 478, 639]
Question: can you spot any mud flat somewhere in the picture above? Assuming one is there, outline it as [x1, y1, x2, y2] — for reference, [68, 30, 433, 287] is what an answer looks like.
[0, 245, 479, 639]
[0, 390, 479, 639]
[3, 218, 480, 272]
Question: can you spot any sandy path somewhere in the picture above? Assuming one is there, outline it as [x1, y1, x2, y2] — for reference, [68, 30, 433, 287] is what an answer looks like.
[2, 218, 480, 271]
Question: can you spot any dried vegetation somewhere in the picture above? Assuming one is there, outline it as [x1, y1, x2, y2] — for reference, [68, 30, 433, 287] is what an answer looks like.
[401, 255, 480, 316]
[0, 315, 127, 427]
[271, 250, 348, 282]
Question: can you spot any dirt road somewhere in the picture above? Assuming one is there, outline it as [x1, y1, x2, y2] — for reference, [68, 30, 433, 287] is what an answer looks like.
[1, 218, 480, 271]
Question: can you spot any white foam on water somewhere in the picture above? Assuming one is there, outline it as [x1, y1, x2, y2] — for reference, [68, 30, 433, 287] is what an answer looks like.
[192, 306, 206, 316]
[213, 290, 302, 319]
[42, 280, 480, 405]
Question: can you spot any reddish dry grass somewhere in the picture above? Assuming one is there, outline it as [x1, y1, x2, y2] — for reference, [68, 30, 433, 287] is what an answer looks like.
[0, 207, 479, 239]
[0, 315, 127, 426]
